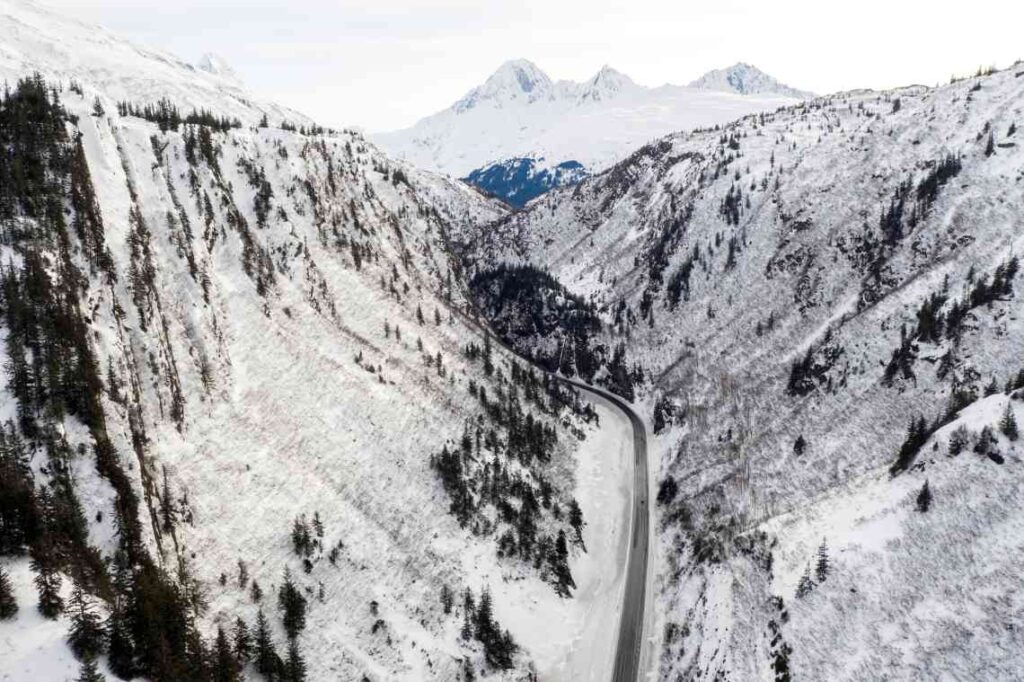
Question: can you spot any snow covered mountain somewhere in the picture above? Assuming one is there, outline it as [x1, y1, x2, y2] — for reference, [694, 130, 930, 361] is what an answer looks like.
[0, 0, 307, 127]
[688, 62, 815, 99]
[458, 63, 1024, 680]
[0, 3, 633, 681]
[373, 59, 804, 178]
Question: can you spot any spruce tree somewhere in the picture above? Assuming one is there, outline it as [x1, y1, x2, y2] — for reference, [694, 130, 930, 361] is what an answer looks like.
[550, 531, 576, 597]
[105, 594, 135, 678]
[483, 332, 494, 376]
[212, 624, 239, 682]
[67, 585, 105, 660]
[793, 435, 807, 456]
[232, 616, 252, 663]
[254, 608, 280, 678]
[77, 656, 106, 682]
[916, 480, 932, 512]
[815, 540, 829, 583]
[278, 567, 307, 639]
[440, 584, 453, 614]
[568, 500, 585, 547]
[31, 546, 63, 619]
[1000, 403, 1019, 441]
[0, 565, 17, 619]
[284, 637, 307, 682]
[795, 567, 814, 598]
[474, 587, 494, 643]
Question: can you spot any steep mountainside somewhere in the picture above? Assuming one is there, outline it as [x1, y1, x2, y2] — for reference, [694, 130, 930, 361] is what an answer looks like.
[462, 158, 588, 208]
[0, 4, 628, 681]
[373, 59, 801, 178]
[462, 65, 1024, 680]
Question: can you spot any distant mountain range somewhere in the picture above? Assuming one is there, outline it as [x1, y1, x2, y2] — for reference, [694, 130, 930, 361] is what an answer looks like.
[374, 59, 810, 205]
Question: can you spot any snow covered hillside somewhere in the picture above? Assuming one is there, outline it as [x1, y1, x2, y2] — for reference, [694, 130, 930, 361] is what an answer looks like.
[461, 64, 1024, 680]
[0, 3, 633, 681]
[373, 59, 804, 178]
[0, 0, 307, 128]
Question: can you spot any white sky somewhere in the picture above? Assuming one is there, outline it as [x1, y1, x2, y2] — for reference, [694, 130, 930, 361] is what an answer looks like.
[41, 0, 1024, 132]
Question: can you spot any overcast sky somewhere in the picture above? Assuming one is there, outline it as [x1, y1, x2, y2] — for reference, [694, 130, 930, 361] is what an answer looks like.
[42, 0, 1024, 132]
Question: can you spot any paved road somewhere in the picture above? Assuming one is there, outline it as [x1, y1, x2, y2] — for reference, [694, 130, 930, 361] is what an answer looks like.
[554, 377, 649, 682]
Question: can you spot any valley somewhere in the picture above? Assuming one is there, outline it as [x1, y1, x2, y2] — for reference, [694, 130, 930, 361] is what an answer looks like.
[0, 1, 1022, 681]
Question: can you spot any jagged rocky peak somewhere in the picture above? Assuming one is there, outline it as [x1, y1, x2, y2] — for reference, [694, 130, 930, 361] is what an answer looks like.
[455, 58, 554, 111]
[689, 61, 813, 98]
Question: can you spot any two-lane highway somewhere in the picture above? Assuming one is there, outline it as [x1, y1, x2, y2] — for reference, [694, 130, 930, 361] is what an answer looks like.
[555, 378, 650, 682]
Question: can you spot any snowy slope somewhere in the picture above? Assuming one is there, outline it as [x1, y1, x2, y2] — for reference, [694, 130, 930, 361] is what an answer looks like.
[0, 0, 308, 127]
[373, 59, 803, 177]
[462, 63, 1024, 680]
[0, 3, 633, 681]
[688, 62, 814, 99]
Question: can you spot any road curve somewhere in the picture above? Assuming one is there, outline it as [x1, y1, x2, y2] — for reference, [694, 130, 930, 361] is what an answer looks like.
[554, 377, 650, 682]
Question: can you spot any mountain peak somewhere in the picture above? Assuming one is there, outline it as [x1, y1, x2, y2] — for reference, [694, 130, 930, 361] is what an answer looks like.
[688, 62, 813, 99]
[455, 59, 553, 112]
[579, 65, 637, 102]
[195, 52, 243, 86]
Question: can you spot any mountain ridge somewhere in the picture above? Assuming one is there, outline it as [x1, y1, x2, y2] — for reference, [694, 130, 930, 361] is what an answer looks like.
[373, 58, 803, 177]
[456, 62, 1024, 681]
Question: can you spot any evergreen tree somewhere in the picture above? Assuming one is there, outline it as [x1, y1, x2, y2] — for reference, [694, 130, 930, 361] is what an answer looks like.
[284, 637, 307, 682]
[232, 616, 252, 663]
[793, 435, 806, 456]
[440, 584, 453, 614]
[568, 499, 585, 547]
[985, 132, 995, 157]
[483, 332, 494, 376]
[795, 567, 814, 598]
[916, 480, 932, 512]
[474, 588, 494, 643]
[31, 544, 63, 619]
[250, 579, 263, 603]
[67, 585, 105, 660]
[815, 540, 829, 583]
[159, 468, 175, 532]
[76, 656, 105, 682]
[460, 607, 473, 641]
[254, 608, 281, 678]
[1000, 403, 1019, 441]
[212, 624, 239, 682]
[105, 587, 135, 679]
[0, 565, 17, 619]
[277, 567, 307, 639]
[550, 531, 576, 597]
